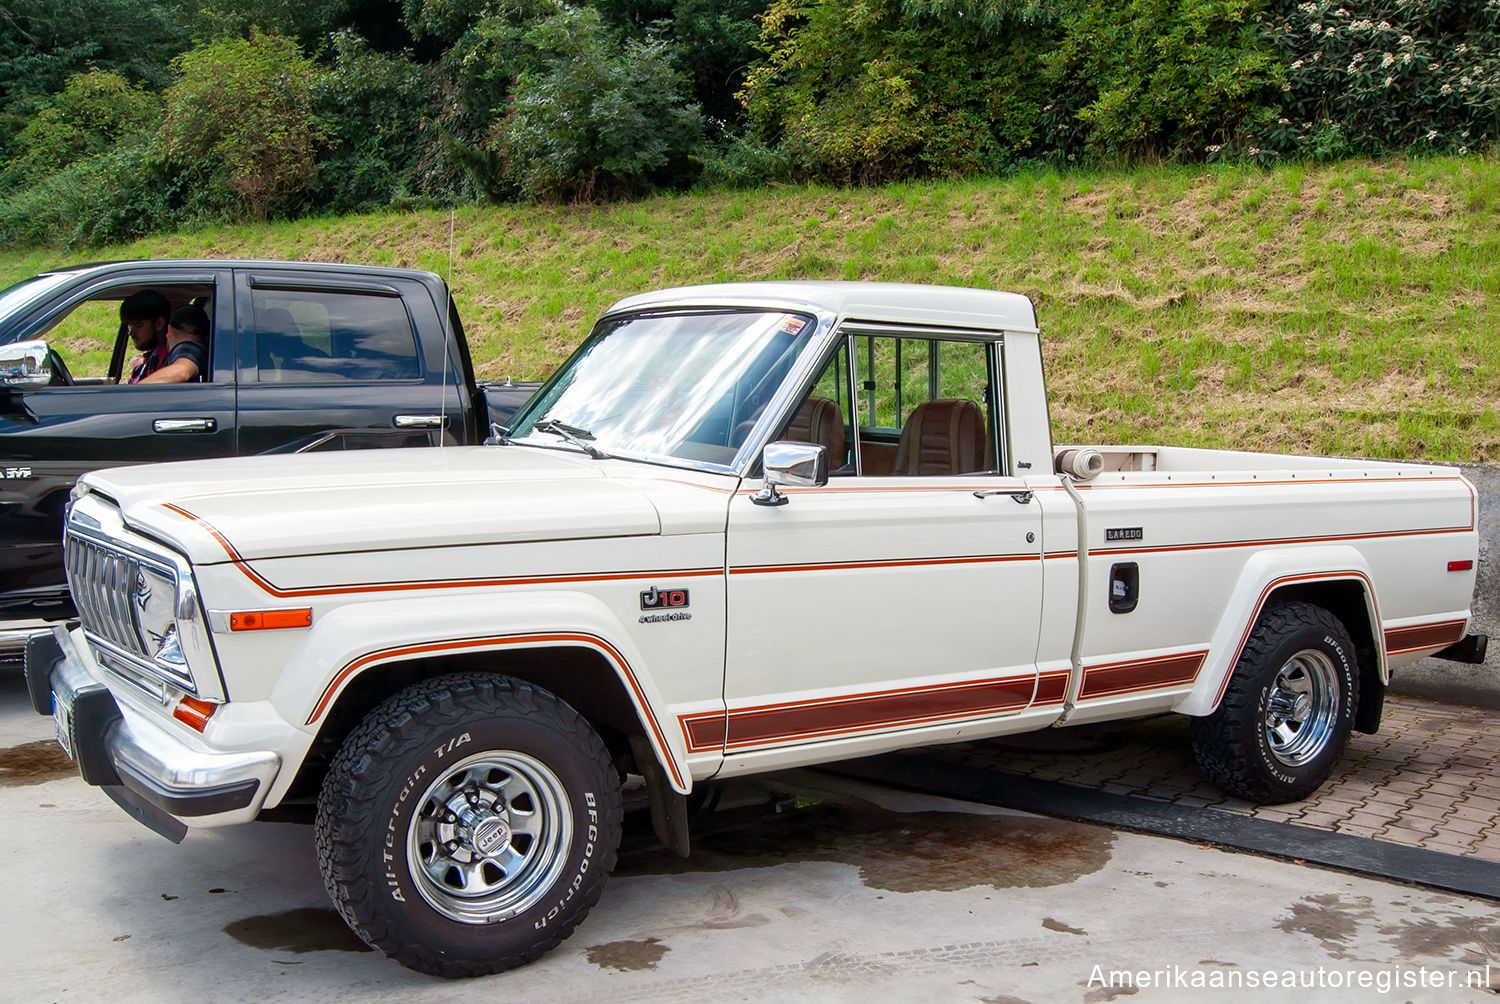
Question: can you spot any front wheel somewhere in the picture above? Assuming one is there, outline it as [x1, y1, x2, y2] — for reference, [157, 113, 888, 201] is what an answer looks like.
[1191, 602, 1359, 804]
[316, 673, 622, 977]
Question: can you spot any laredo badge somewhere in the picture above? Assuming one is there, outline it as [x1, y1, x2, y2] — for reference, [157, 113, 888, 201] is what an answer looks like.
[639, 586, 691, 624]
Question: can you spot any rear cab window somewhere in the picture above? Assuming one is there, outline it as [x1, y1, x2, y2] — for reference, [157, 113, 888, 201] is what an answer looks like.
[251, 287, 421, 383]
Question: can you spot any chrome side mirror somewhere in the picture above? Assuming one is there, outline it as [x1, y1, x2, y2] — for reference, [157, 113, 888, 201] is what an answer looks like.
[752, 441, 828, 507]
[0, 341, 53, 389]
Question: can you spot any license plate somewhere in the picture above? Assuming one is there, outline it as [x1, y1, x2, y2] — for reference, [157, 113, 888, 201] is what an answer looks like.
[51, 694, 74, 761]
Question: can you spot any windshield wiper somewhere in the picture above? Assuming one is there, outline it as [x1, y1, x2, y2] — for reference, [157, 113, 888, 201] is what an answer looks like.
[531, 418, 607, 459]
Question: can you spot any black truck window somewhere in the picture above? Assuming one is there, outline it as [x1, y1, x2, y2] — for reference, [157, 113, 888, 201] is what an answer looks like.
[253, 288, 421, 383]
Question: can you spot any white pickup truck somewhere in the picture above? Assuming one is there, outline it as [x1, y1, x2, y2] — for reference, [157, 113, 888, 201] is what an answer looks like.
[26, 282, 1486, 977]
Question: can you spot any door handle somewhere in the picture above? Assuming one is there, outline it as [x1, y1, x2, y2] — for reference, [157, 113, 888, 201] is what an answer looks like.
[153, 418, 217, 433]
[394, 414, 447, 429]
[973, 488, 1033, 503]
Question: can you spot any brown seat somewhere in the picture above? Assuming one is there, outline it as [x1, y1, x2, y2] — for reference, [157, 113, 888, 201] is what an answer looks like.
[783, 396, 846, 463]
[891, 399, 986, 476]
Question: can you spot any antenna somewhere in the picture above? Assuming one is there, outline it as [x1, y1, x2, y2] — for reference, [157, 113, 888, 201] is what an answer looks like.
[438, 208, 455, 447]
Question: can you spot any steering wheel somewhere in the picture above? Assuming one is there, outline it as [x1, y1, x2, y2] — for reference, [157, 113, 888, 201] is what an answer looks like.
[46, 348, 74, 386]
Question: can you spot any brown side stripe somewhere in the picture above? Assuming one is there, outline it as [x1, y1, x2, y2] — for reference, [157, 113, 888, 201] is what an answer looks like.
[1384, 619, 1468, 655]
[1078, 652, 1206, 700]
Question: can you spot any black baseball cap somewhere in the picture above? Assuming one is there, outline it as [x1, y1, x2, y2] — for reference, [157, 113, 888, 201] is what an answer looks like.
[169, 304, 210, 338]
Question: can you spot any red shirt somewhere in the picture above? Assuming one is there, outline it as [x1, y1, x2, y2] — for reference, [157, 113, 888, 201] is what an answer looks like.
[129, 342, 170, 383]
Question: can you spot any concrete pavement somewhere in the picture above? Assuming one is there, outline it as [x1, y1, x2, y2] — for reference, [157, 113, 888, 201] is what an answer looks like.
[2, 674, 1498, 1002]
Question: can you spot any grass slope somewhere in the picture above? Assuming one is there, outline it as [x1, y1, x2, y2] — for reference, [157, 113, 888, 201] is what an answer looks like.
[6, 155, 1496, 461]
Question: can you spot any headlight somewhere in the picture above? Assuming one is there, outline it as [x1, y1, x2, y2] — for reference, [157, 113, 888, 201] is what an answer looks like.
[133, 563, 188, 673]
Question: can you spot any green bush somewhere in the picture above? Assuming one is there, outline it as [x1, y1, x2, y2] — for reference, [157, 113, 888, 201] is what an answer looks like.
[695, 128, 796, 189]
[7, 70, 161, 186]
[1251, 0, 1498, 160]
[1043, 0, 1282, 161]
[490, 6, 704, 201]
[0, 0, 193, 162]
[740, 0, 1058, 182]
[591, 0, 765, 123]
[310, 31, 436, 211]
[0, 138, 183, 248]
[158, 31, 326, 220]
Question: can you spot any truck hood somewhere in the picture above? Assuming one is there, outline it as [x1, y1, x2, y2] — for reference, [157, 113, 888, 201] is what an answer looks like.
[80, 447, 685, 564]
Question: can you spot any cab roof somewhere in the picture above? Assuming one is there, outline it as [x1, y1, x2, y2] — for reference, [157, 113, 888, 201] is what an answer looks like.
[606, 281, 1039, 335]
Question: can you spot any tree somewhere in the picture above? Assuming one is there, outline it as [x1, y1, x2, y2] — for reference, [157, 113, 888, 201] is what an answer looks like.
[492, 5, 704, 200]
[157, 31, 326, 219]
[7, 69, 161, 185]
[0, 0, 191, 160]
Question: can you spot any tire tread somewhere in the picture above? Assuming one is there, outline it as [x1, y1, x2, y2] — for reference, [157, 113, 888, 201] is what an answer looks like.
[315, 673, 620, 978]
[1191, 601, 1358, 804]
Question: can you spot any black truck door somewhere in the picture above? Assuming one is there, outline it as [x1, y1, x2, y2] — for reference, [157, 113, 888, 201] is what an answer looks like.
[0, 267, 234, 617]
[233, 270, 473, 454]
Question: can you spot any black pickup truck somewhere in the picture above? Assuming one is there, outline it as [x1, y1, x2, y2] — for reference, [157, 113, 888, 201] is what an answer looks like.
[0, 259, 537, 620]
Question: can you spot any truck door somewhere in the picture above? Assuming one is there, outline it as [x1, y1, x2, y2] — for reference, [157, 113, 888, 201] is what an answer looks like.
[714, 327, 1044, 770]
[233, 270, 473, 454]
[0, 267, 234, 617]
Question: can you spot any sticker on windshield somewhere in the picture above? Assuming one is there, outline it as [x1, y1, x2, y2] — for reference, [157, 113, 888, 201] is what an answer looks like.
[780, 317, 807, 336]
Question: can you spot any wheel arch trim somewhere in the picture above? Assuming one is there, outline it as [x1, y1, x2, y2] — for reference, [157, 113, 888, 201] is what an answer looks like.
[1174, 546, 1382, 717]
[313, 632, 689, 793]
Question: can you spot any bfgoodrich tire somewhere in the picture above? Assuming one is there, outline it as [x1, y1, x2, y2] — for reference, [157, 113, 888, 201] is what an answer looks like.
[316, 673, 622, 977]
[1191, 602, 1359, 804]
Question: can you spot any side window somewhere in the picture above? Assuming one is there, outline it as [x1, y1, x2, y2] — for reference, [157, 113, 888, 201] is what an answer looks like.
[852, 334, 997, 476]
[253, 289, 420, 383]
[35, 283, 216, 383]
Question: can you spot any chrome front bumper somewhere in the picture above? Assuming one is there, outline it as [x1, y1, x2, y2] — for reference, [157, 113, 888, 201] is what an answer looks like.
[26, 627, 281, 842]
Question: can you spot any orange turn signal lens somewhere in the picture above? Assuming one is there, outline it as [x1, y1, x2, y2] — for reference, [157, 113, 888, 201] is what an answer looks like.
[173, 695, 218, 733]
[229, 608, 313, 631]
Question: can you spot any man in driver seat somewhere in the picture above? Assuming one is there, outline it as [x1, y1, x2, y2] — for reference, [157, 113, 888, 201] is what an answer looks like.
[122, 289, 171, 383]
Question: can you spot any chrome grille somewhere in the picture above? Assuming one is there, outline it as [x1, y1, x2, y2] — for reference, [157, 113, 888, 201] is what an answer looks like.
[65, 532, 150, 659]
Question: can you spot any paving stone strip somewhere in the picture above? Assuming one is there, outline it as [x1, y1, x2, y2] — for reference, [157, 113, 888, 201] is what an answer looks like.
[914, 694, 1500, 863]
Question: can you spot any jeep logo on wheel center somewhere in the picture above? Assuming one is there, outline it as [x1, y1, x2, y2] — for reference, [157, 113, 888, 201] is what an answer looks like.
[473, 817, 511, 855]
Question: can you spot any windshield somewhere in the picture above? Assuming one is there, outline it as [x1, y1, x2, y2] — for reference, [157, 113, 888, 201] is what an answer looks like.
[508, 309, 820, 467]
[0, 273, 74, 343]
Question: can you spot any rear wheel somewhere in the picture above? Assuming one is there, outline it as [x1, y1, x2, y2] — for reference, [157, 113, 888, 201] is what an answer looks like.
[1191, 602, 1358, 804]
[316, 673, 621, 977]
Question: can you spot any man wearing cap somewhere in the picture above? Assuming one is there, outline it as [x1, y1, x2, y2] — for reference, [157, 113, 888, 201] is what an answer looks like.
[138, 305, 211, 384]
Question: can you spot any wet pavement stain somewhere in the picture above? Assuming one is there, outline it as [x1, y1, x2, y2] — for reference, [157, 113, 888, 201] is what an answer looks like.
[223, 907, 373, 954]
[618, 804, 1114, 892]
[1042, 918, 1086, 936]
[675, 887, 769, 932]
[1378, 914, 1500, 963]
[0, 739, 75, 787]
[585, 937, 670, 972]
[1274, 894, 1377, 960]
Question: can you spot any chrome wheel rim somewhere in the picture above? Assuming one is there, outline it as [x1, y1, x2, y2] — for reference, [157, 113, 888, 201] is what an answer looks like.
[1264, 648, 1339, 767]
[407, 750, 572, 924]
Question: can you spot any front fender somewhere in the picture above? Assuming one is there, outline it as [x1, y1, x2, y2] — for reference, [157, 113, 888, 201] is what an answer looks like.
[269, 590, 692, 794]
[1173, 544, 1381, 717]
